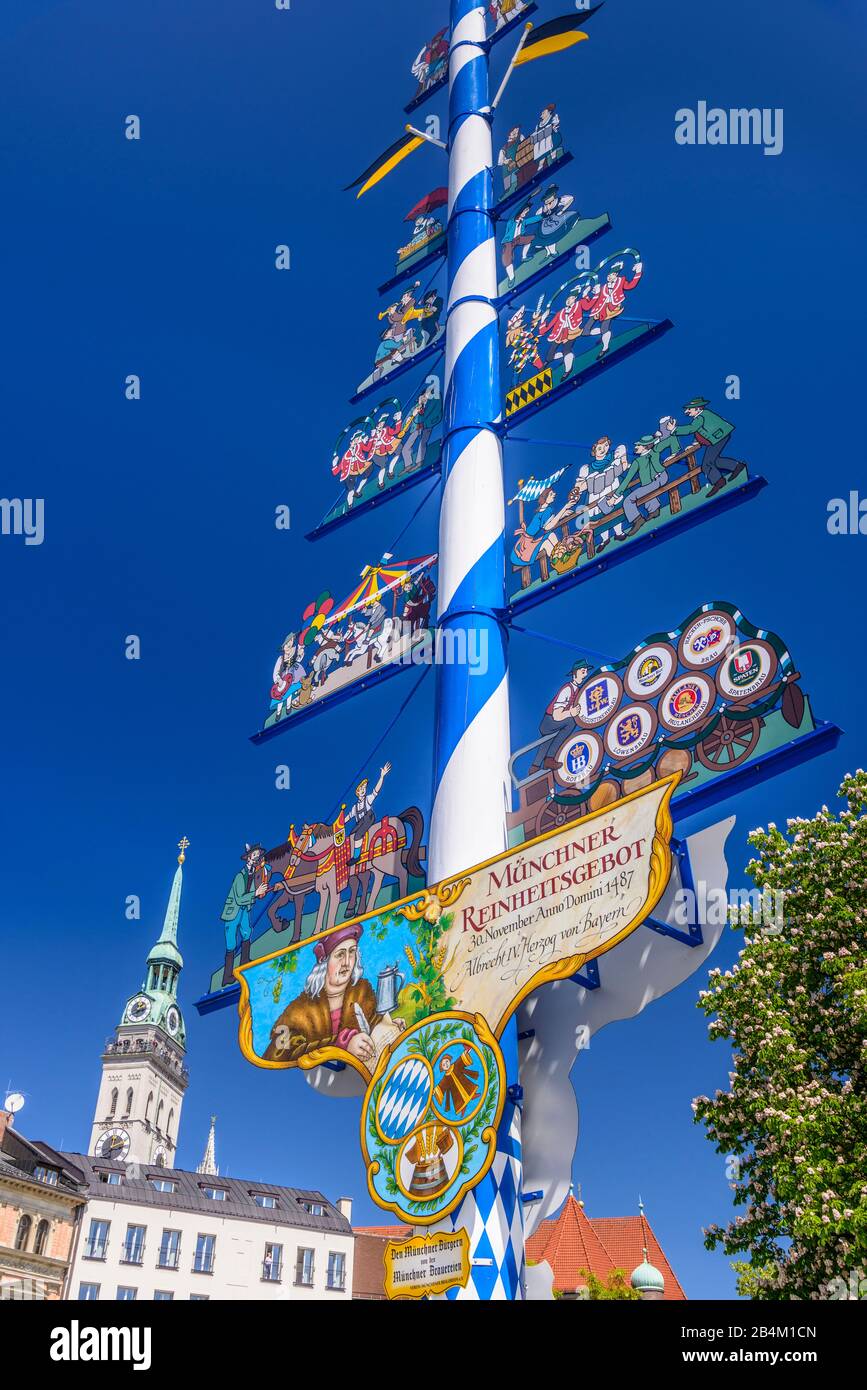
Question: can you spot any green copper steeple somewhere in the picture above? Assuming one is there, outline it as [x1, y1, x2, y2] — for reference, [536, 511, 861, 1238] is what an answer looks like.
[118, 838, 189, 1049]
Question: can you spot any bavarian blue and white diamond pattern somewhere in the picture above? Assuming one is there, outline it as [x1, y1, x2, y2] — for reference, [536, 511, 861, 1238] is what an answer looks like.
[439, 1103, 525, 1300]
[376, 1055, 432, 1142]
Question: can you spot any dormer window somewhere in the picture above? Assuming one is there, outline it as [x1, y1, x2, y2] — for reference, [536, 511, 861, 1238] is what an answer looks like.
[201, 1186, 227, 1202]
[299, 1199, 325, 1216]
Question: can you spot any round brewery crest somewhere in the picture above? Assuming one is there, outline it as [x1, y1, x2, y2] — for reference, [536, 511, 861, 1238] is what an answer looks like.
[361, 1012, 506, 1225]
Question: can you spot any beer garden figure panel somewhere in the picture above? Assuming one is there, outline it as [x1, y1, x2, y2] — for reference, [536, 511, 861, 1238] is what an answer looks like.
[406, 4, 535, 112]
[498, 179, 611, 297]
[508, 395, 756, 598]
[355, 282, 445, 397]
[319, 372, 443, 532]
[502, 250, 672, 422]
[498, 104, 567, 201]
[264, 555, 437, 730]
[393, 190, 447, 280]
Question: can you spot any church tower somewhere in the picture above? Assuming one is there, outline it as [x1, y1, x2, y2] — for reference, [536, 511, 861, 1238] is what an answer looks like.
[88, 839, 191, 1169]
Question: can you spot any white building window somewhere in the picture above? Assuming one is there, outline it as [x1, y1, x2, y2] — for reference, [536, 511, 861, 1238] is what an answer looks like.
[157, 1229, 181, 1270]
[84, 1219, 110, 1260]
[193, 1233, 215, 1274]
[154, 1290, 173, 1300]
[116, 1286, 137, 1301]
[122, 1224, 146, 1266]
[262, 1243, 283, 1283]
[295, 1247, 315, 1287]
[78, 1283, 100, 1301]
[327, 1251, 346, 1292]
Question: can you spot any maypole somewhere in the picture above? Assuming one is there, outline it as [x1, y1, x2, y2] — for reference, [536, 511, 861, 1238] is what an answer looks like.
[195, 0, 842, 1314]
[428, 0, 524, 1300]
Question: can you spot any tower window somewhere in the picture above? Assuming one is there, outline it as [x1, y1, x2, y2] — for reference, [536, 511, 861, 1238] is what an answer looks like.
[15, 1215, 32, 1251]
[155, 1100, 164, 1133]
[145, 1092, 153, 1123]
[109, 1087, 118, 1118]
[166, 1108, 174, 1141]
[123, 1087, 134, 1118]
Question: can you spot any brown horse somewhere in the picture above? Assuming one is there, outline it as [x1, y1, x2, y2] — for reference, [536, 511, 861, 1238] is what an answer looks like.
[264, 807, 426, 942]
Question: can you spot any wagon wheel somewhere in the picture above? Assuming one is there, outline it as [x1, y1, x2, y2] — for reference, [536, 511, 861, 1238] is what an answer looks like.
[534, 796, 586, 838]
[695, 714, 761, 771]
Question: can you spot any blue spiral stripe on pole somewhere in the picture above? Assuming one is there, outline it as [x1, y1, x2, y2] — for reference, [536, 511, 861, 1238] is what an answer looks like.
[426, 1, 524, 1301]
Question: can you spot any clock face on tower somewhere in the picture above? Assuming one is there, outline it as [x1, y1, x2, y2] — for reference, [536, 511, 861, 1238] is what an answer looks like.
[165, 1005, 181, 1037]
[97, 1127, 131, 1161]
[125, 995, 151, 1024]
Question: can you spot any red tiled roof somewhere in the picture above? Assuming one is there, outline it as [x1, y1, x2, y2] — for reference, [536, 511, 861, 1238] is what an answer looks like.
[593, 1215, 686, 1300]
[526, 1195, 619, 1292]
[526, 1197, 686, 1299]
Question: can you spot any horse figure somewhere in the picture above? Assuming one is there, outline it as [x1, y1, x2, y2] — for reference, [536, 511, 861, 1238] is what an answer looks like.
[263, 806, 426, 943]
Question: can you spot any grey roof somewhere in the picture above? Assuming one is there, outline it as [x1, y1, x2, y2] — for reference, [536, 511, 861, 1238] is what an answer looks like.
[0, 1130, 87, 1197]
[61, 1152, 352, 1234]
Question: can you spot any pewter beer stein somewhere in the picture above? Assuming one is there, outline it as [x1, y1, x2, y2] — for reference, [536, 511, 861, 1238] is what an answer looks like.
[376, 963, 405, 1014]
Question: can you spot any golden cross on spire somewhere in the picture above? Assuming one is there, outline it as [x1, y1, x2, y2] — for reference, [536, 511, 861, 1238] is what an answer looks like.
[177, 836, 190, 864]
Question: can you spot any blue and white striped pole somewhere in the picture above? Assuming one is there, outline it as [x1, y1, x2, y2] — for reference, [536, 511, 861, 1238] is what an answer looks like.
[428, 0, 524, 1301]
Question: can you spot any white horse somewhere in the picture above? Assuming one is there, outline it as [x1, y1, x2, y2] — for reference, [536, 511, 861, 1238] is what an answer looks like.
[346, 617, 405, 667]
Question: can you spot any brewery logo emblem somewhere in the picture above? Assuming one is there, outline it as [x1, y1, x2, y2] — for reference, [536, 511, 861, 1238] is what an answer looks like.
[555, 731, 604, 788]
[678, 611, 736, 668]
[576, 672, 622, 726]
[716, 641, 776, 702]
[659, 674, 715, 732]
[604, 704, 657, 761]
[624, 643, 677, 699]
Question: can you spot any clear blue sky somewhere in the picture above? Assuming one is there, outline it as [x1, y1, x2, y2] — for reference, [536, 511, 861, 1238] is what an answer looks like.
[2, 0, 865, 1299]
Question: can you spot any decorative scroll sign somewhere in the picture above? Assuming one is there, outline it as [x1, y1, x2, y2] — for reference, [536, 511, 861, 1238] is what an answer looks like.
[235, 774, 677, 1081]
[383, 1229, 471, 1300]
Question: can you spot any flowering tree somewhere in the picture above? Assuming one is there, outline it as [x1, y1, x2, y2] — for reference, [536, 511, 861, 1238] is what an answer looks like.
[693, 770, 867, 1299]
